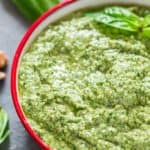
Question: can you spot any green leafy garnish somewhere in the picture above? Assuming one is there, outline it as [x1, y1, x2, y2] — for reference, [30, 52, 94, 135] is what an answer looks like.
[143, 15, 150, 27]
[86, 7, 150, 38]
[142, 27, 150, 38]
[0, 107, 9, 144]
[12, 0, 60, 21]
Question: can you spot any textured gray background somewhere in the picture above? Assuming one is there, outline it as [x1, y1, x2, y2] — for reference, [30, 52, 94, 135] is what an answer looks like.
[0, 0, 41, 149]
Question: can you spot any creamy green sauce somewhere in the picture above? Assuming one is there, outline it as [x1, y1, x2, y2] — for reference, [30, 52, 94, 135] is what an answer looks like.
[19, 6, 150, 150]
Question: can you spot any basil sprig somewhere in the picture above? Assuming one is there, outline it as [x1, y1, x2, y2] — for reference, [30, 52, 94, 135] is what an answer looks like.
[86, 7, 150, 38]
[0, 107, 9, 144]
[142, 15, 150, 38]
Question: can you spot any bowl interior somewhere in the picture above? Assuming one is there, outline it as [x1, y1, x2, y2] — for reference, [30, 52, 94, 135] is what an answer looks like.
[13, 0, 150, 149]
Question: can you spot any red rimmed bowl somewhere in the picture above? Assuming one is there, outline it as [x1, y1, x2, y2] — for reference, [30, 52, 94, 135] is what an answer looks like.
[11, 0, 150, 149]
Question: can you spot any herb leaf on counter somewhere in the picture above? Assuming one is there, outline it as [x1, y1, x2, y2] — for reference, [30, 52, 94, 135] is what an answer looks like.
[12, 0, 60, 21]
[0, 107, 9, 144]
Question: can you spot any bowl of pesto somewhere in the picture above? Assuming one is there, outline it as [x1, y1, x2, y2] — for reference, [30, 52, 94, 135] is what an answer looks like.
[11, 0, 150, 150]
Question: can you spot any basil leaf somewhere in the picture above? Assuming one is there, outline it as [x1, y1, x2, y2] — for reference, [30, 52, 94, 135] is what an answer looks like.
[143, 15, 150, 27]
[86, 7, 141, 32]
[103, 7, 141, 26]
[0, 107, 9, 144]
[142, 27, 150, 38]
[0, 130, 9, 144]
[95, 13, 139, 32]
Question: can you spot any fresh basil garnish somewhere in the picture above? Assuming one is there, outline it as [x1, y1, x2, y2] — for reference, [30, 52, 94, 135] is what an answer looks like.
[142, 27, 150, 38]
[94, 13, 139, 32]
[142, 14, 150, 38]
[0, 107, 9, 144]
[143, 14, 150, 27]
[86, 7, 150, 38]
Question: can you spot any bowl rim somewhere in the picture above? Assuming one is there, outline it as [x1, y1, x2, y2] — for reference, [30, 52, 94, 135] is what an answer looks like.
[11, 0, 76, 150]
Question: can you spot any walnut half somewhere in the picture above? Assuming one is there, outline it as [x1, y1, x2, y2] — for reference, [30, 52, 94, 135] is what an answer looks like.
[0, 51, 8, 69]
[0, 51, 8, 80]
[0, 72, 6, 80]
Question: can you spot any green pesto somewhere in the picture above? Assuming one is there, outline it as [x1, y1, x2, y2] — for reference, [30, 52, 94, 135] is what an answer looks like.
[19, 6, 150, 150]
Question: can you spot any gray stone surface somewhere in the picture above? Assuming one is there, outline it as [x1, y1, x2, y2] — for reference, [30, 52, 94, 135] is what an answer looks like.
[0, 0, 41, 149]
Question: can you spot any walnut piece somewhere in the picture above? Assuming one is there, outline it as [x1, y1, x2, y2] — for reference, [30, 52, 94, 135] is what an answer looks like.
[0, 51, 8, 68]
[0, 72, 6, 80]
[0, 51, 8, 80]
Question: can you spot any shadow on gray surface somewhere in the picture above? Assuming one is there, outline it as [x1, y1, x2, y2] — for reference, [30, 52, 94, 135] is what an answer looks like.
[0, 136, 10, 150]
[0, 79, 5, 94]
[0, 0, 30, 28]
[26, 135, 42, 150]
